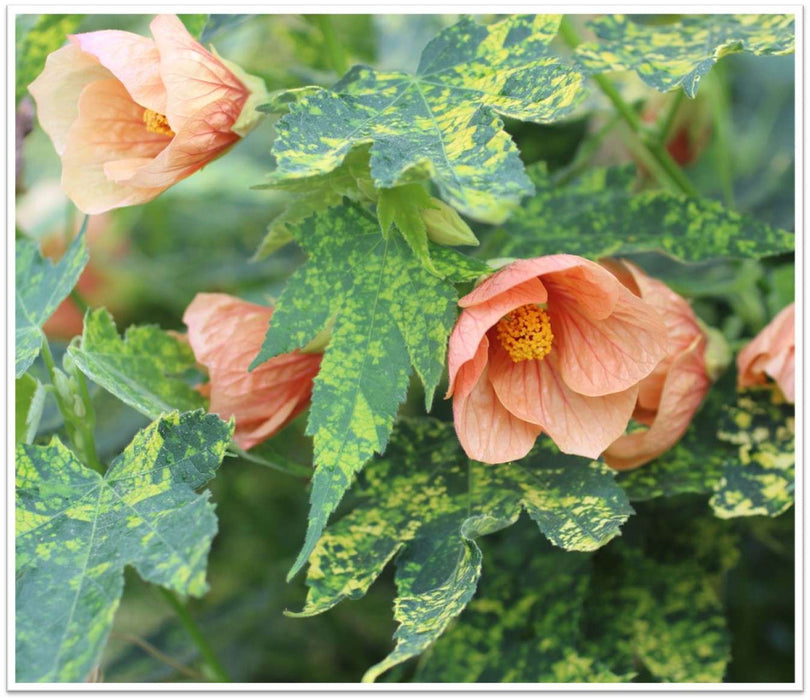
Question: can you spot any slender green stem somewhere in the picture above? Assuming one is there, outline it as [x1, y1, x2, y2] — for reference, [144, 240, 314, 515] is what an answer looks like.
[228, 443, 313, 478]
[656, 89, 685, 142]
[704, 67, 736, 208]
[312, 15, 347, 76]
[552, 111, 622, 186]
[69, 288, 89, 314]
[558, 17, 699, 198]
[159, 588, 231, 683]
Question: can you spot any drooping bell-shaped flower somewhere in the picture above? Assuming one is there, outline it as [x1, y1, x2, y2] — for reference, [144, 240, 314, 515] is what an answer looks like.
[183, 293, 322, 451]
[601, 260, 711, 471]
[29, 14, 266, 214]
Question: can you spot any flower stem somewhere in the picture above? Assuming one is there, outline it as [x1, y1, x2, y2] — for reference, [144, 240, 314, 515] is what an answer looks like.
[558, 17, 699, 198]
[656, 89, 685, 142]
[159, 588, 231, 683]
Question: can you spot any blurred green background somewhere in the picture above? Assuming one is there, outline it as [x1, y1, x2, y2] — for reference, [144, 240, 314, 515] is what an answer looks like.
[16, 14, 794, 683]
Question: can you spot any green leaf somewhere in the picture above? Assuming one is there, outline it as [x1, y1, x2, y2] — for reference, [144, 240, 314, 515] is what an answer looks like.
[710, 390, 795, 518]
[377, 183, 437, 274]
[251, 204, 463, 579]
[583, 542, 730, 682]
[15, 410, 233, 682]
[178, 14, 208, 38]
[575, 14, 795, 98]
[67, 308, 205, 420]
[418, 539, 627, 682]
[16, 374, 46, 444]
[16, 14, 82, 103]
[16, 231, 88, 377]
[253, 146, 377, 261]
[498, 165, 794, 262]
[265, 15, 584, 223]
[291, 419, 632, 682]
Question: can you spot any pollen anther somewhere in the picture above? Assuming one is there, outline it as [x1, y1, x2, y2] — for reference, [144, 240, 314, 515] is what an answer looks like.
[496, 304, 554, 362]
[143, 109, 175, 137]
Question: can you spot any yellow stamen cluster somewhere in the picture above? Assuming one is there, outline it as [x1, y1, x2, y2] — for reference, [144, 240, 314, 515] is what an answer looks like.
[143, 109, 175, 137]
[496, 304, 554, 362]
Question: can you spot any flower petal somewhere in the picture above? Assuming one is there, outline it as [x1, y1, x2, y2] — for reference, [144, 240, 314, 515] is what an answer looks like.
[551, 286, 668, 397]
[460, 254, 615, 310]
[60, 78, 169, 214]
[28, 44, 111, 154]
[150, 14, 247, 132]
[604, 336, 710, 470]
[489, 344, 638, 459]
[453, 362, 542, 464]
[446, 277, 547, 396]
[123, 98, 241, 189]
[69, 30, 167, 113]
[184, 293, 321, 450]
[738, 303, 795, 402]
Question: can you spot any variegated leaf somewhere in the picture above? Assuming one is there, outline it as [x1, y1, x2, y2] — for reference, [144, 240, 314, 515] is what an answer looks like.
[15, 410, 232, 682]
[583, 541, 731, 682]
[251, 204, 487, 579]
[67, 308, 205, 420]
[16, 231, 88, 377]
[710, 389, 795, 518]
[498, 165, 794, 262]
[576, 14, 795, 97]
[264, 15, 584, 223]
[290, 418, 632, 682]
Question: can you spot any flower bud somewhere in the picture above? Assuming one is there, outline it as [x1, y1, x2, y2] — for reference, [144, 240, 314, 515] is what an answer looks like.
[699, 321, 732, 381]
[420, 198, 479, 247]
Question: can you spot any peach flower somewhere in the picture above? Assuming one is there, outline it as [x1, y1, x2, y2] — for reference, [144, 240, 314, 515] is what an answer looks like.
[184, 293, 322, 450]
[737, 303, 795, 403]
[601, 260, 711, 471]
[28, 14, 265, 214]
[446, 255, 669, 463]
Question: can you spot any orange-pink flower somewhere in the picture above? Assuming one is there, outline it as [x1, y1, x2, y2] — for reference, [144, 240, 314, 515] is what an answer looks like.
[28, 14, 265, 214]
[601, 260, 711, 471]
[183, 293, 322, 450]
[737, 302, 795, 403]
[446, 255, 669, 463]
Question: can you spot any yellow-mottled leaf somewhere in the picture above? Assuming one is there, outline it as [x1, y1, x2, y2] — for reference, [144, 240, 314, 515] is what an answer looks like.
[15, 411, 232, 682]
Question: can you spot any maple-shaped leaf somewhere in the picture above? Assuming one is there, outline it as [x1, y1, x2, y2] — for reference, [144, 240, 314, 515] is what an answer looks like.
[16, 231, 88, 377]
[251, 204, 489, 580]
[576, 14, 794, 98]
[289, 418, 632, 682]
[710, 389, 795, 519]
[498, 165, 794, 262]
[15, 410, 232, 682]
[582, 541, 731, 682]
[67, 308, 205, 420]
[417, 536, 628, 683]
[263, 14, 585, 223]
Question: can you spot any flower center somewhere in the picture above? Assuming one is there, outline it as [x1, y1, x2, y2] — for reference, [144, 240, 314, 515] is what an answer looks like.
[496, 304, 554, 362]
[143, 109, 175, 137]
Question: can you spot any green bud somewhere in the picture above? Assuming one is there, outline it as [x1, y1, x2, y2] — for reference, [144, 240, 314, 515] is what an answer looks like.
[699, 320, 732, 381]
[72, 395, 86, 419]
[215, 50, 269, 138]
[62, 352, 76, 376]
[420, 198, 479, 247]
[53, 369, 72, 401]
